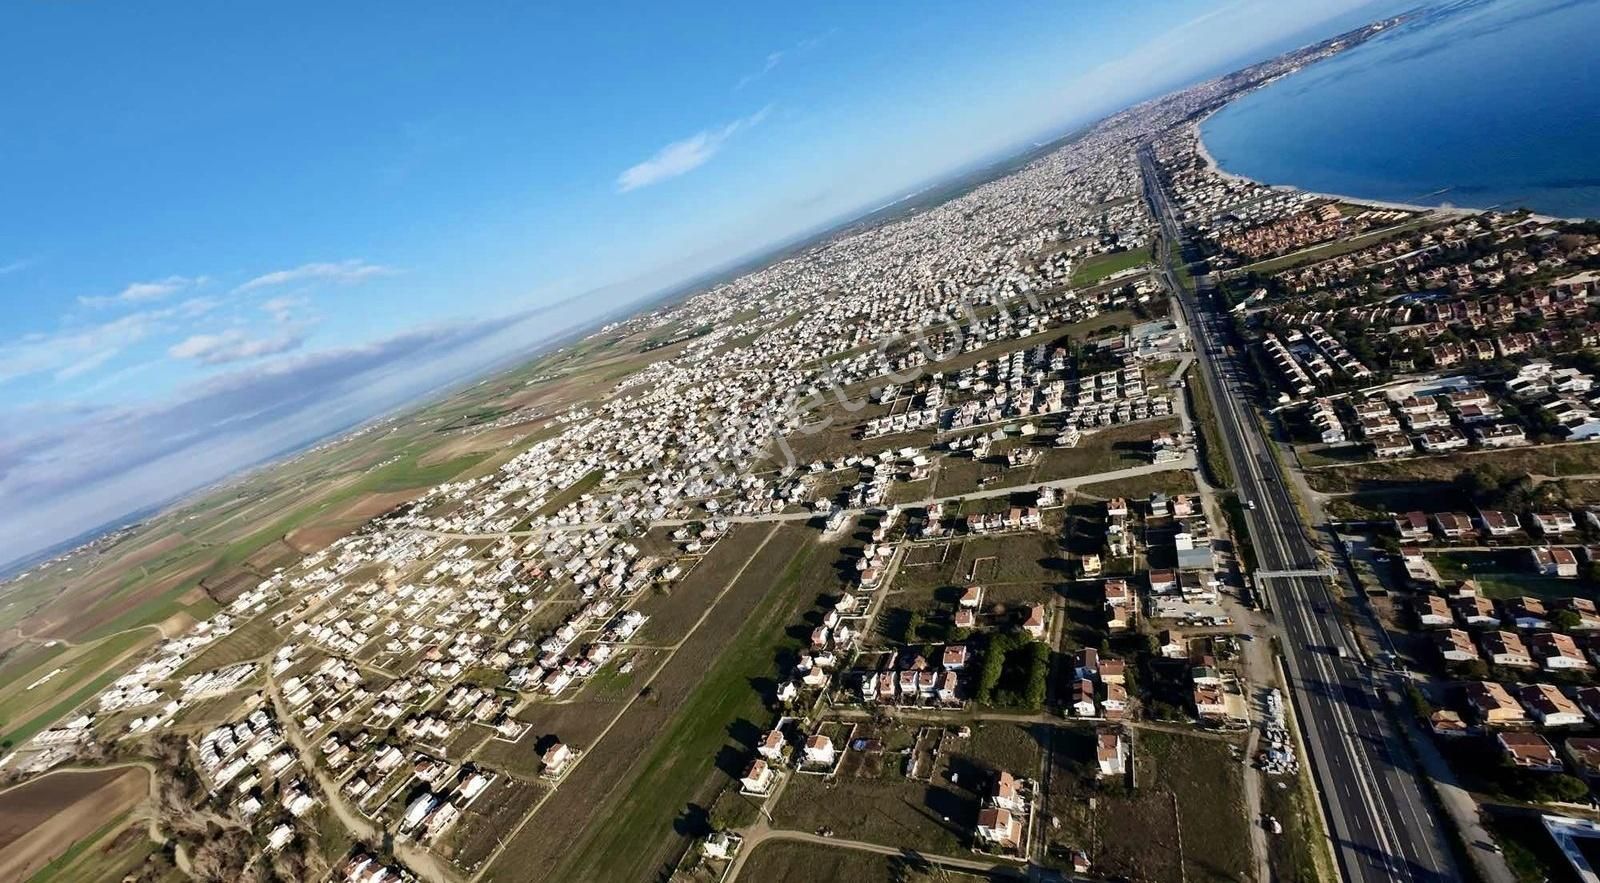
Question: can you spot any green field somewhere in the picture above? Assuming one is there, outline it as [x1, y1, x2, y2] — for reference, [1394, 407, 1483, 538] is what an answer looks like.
[1185, 373, 1234, 488]
[535, 468, 604, 517]
[547, 525, 844, 881]
[1073, 247, 1152, 286]
[1430, 550, 1590, 600]
[0, 630, 157, 747]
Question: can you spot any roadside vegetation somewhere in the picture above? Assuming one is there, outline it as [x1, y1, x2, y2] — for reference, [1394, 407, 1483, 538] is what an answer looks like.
[1184, 370, 1234, 488]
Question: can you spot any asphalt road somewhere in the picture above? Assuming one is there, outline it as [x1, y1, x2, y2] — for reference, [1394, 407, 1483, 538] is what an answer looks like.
[1140, 147, 1458, 883]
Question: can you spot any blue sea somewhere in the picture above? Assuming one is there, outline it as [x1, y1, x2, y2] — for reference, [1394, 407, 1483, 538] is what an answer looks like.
[1201, 0, 1600, 219]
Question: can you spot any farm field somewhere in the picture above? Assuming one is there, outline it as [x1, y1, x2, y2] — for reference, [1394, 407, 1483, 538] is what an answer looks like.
[0, 766, 150, 882]
[0, 630, 162, 748]
[21, 821, 170, 883]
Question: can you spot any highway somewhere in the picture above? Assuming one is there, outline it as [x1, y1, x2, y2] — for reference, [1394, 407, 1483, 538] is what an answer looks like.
[1139, 147, 1459, 883]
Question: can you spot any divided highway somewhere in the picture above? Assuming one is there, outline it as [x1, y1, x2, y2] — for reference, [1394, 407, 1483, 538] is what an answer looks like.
[1139, 147, 1458, 883]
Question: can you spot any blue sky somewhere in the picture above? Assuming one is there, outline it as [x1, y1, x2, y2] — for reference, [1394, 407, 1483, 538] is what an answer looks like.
[0, 0, 1403, 566]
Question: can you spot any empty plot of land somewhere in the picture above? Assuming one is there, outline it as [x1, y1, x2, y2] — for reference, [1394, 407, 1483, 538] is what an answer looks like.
[893, 533, 1064, 596]
[483, 523, 818, 882]
[176, 617, 283, 675]
[543, 524, 853, 883]
[1077, 470, 1198, 501]
[1033, 419, 1179, 483]
[0, 766, 149, 882]
[739, 838, 998, 882]
[1305, 442, 1600, 496]
[1045, 728, 1248, 883]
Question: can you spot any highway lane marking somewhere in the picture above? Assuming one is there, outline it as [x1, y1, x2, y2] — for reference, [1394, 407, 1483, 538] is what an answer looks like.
[1153, 155, 1446, 883]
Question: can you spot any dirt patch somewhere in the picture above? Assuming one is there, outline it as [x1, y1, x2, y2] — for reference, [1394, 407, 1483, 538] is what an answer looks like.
[0, 766, 149, 881]
[156, 611, 197, 638]
[242, 537, 300, 574]
[286, 491, 425, 553]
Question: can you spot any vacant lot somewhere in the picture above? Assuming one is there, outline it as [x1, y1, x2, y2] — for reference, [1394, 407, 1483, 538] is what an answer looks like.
[1306, 442, 1600, 497]
[774, 722, 1043, 855]
[1033, 419, 1180, 483]
[739, 839, 999, 882]
[0, 766, 149, 882]
[175, 617, 283, 676]
[445, 776, 548, 873]
[485, 523, 847, 883]
[893, 532, 1064, 597]
[1045, 728, 1248, 883]
[1077, 469, 1197, 502]
[1430, 550, 1588, 600]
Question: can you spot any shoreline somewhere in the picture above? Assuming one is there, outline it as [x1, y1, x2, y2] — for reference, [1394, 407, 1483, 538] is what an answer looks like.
[1189, 113, 1468, 217]
[1191, 110, 1573, 223]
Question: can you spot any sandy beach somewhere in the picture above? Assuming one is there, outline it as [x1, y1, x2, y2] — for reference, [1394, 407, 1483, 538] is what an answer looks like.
[1189, 113, 1473, 217]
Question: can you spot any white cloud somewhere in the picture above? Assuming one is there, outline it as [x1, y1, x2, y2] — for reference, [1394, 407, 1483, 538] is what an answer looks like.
[54, 348, 120, 381]
[234, 259, 396, 293]
[168, 329, 304, 365]
[0, 310, 167, 385]
[616, 107, 771, 193]
[735, 51, 785, 90]
[261, 295, 309, 323]
[78, 274, 206, 307]
[0, 258, 35, 276]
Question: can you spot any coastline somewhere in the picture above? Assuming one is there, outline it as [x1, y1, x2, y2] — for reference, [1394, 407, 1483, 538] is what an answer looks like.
[1192, 109, 1576, 224]
[1189, 114, 1468, 217]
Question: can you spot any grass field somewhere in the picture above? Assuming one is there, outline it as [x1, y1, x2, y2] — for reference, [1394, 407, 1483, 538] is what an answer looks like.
[1073, 247, 1152, 286]
[485, 523, 846, 883]
[1429, 550, 1589, 600]
[1305, 442, 1600, 497]
[542, 525, 842, 881]
[1186, 374, 1234, 488]
[0, 631, 160, 748]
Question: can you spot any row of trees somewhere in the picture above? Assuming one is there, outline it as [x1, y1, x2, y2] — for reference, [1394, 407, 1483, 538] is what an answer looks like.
[974, 632, 1049, 710]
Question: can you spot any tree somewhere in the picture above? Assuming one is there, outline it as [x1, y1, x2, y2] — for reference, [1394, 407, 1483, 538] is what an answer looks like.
[902, 612, 925, 645]
[1022, 641, 1050, 711]
[1553, 609, 1583, 631]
